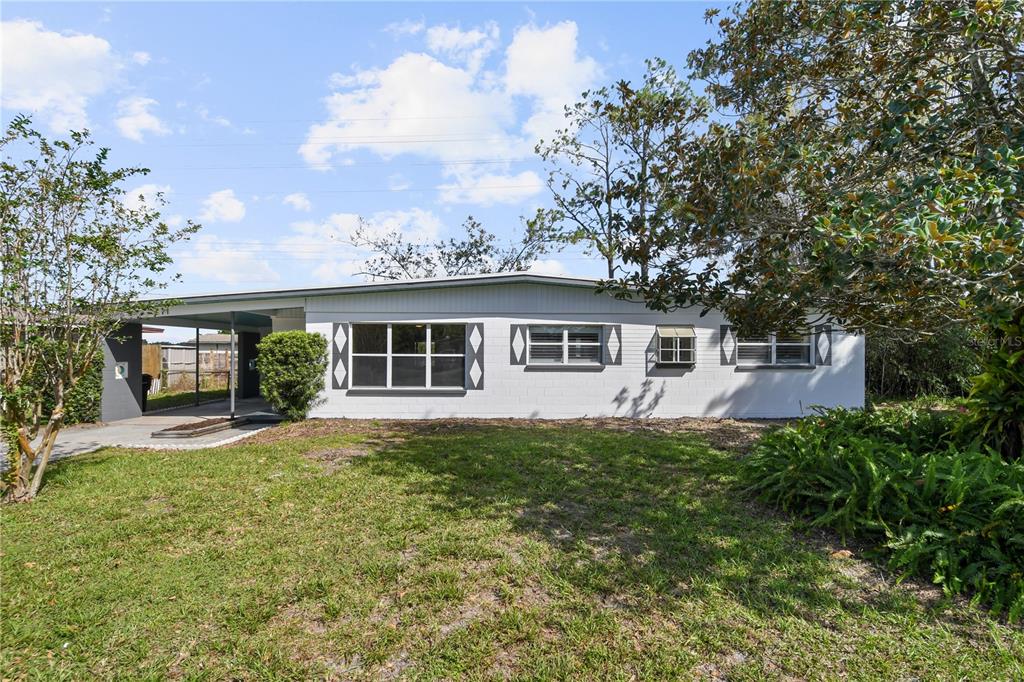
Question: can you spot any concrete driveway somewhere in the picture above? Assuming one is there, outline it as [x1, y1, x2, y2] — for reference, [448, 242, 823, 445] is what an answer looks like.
[2, 398, 279, 468]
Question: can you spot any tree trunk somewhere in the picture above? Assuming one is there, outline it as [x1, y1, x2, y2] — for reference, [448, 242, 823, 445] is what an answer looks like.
[4, 412, 62, 502]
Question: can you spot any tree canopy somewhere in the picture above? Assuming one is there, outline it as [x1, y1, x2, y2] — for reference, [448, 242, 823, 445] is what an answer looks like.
[1, 116, 198, 500]
[534, 59, 707, 279]
[614, 0, 1022, 341]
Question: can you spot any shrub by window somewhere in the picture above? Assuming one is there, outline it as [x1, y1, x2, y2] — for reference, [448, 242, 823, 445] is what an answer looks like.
[351, 323, 466, 389]
[255, 331, 329, 420]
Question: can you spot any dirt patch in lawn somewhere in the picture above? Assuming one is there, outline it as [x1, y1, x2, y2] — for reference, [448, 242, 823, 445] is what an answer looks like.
[240, 417, 782, 454]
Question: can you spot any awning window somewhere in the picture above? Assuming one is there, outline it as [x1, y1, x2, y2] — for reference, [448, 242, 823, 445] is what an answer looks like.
[656, 325, 695, 338]
[656, 326, 696, 364]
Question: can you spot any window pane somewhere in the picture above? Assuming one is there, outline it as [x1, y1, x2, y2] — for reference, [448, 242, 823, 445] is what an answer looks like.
[392, 324, 427, 354]
[352, 356, 387, 386]
[659, 349, 676, 363]
[568, 327, 600, 344]
[568, 344, 601, 363]
[776, 345, 811, 364]
[431, 324, 466, 354]
[660, 336, 677, 351]
[530, 327, 563, 344]
[392, 356, 426, 386]
[529, 344, 563, 363]
[352, 324, 387, 354]
[776, 332, 807, 344]
[431, 356, 465, 387]
[737, 344, 772, 364]
[737, 335, 770, 344]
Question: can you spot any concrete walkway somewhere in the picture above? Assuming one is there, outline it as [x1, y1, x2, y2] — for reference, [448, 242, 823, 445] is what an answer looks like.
[2, 398, 279, 468]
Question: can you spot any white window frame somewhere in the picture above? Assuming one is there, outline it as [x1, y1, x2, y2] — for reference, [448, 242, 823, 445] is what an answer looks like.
[658, 336, 695, 365]
[350, 323, 466, 389]
[736, 331, 812, 366]
[527, 325, 603, 365]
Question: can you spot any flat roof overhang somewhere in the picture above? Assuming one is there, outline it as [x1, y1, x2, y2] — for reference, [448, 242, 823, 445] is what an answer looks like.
[127, 272, 610, 330]
[136, 310, 275, 332]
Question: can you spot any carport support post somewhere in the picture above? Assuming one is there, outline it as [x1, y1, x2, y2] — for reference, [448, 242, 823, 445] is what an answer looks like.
[194, 327, 200, 407]
[229, 312, 236, 420]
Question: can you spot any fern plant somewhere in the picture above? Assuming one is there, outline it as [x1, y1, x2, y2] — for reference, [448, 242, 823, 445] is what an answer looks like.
[744, 406, 1024, 620]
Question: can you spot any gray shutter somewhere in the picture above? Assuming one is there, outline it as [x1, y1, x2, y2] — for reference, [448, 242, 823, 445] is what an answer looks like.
[510, 324, 528, 365]
[720, 325, 737, 365]
[465, 323, 484, 389]
[814, 324, 833, 366]
[331, 323, 349, 389]
[602, 325, 622, 365]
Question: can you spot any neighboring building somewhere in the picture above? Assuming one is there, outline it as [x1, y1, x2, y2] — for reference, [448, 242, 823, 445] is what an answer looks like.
[101, 272, 864, 421]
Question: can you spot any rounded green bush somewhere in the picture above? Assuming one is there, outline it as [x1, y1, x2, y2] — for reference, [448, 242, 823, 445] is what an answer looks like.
[255, 331, 328, 421]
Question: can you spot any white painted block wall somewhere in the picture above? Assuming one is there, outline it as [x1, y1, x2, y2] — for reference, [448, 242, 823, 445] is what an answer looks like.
[304, 283, 864, 419]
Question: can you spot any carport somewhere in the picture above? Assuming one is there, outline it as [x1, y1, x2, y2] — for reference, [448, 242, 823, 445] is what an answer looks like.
[102, 287, 309, 422]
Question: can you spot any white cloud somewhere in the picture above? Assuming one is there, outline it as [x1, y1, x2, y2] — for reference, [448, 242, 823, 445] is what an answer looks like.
[176, 235, 278, 285]
[131, 51, 151, 66]
[299, 52, 518, 168]
[426, 22, 499, 73]
[123, 183, 171, 211]
[528, 258, 570, 276]
[505, 21, 601, 141]
[115, 96, 170, 142]
[199, 189, 246, 223]
[0, 19, 121, 131]
[283, 192, 312, 212]
[438, 168, 543, 206]
[383, 18, 424, 38]
[299, 21, 600, 209]
[278, 208, 444, 282]
[196, 105, 231, 127]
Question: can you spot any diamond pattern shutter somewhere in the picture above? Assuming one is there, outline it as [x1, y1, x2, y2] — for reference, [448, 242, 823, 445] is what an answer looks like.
[720, 325, 737, 365]
[331, 323, 349, 389]
[465, 323, 484, 389]
[602, 325, 622, 365]
[510, 324, 528, 365]
[814, 324, 832, 366]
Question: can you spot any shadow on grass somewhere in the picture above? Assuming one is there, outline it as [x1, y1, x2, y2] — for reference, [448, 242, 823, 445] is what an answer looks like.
[353, 423, 899, 623]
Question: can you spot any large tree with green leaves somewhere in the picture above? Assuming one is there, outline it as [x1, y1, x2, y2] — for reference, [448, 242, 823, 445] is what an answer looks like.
[613, 1, 1023, 457]
[1, 116, 198, 500]
[534, 59, 707, 279]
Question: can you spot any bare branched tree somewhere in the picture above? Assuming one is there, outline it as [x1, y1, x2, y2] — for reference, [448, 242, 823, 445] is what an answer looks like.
[352, 215, 555, 281]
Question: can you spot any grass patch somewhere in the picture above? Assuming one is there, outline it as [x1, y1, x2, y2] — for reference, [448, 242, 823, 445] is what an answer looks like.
[2, 422, 1022, 679]
[145, 388, 229, 412]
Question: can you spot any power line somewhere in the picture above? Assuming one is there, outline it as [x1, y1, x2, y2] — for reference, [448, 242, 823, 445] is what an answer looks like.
[150, 134, 525, 149]
[155, 157, 533, 171]
[154, 183, 544, 198]
[170, 254, 606, 262]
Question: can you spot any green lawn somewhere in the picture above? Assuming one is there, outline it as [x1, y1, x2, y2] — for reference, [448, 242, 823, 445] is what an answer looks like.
[144, 387, 229, 412]
[2, 422, 1021, 679]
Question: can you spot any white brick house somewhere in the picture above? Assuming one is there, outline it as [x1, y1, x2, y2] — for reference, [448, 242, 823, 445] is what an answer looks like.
[118, 272, 864, 420]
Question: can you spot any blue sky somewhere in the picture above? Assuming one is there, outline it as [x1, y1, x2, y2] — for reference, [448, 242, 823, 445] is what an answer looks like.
[3, 2, 721, 308]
